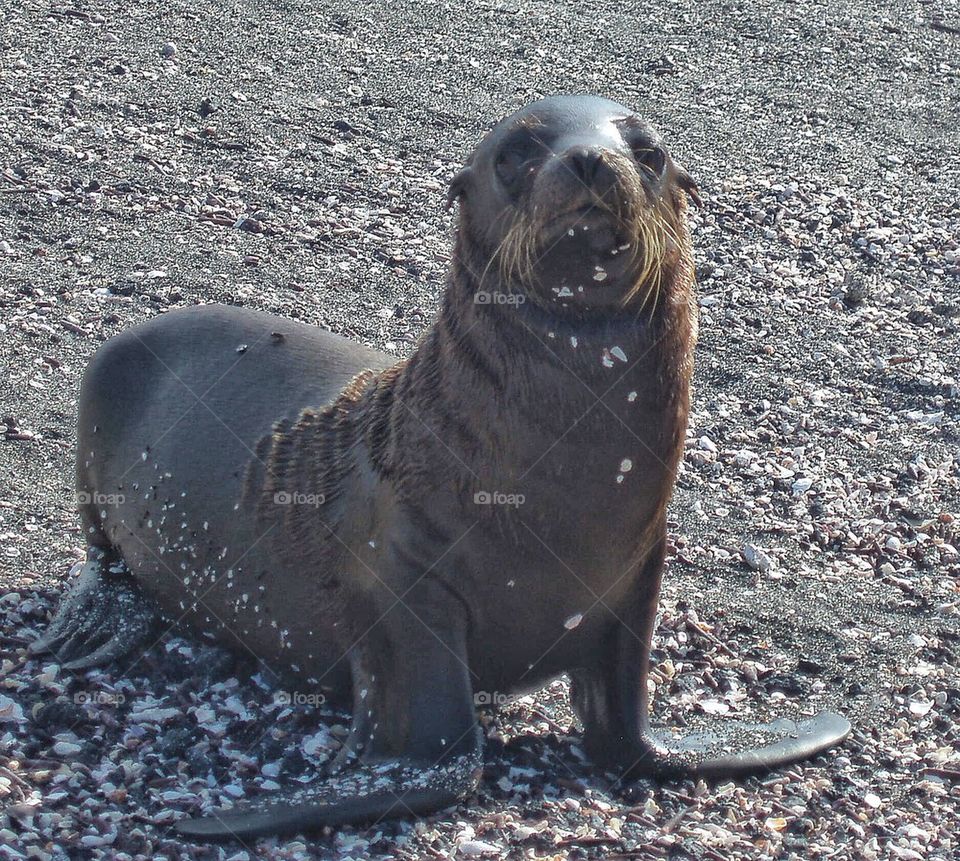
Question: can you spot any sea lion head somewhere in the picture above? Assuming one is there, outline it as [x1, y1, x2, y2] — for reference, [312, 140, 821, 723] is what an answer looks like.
[449, 95, 701, 315]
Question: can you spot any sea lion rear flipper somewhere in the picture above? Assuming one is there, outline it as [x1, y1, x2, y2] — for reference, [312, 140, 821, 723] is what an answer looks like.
[29, 549, 160, 670]
[177, 591, 483, 839]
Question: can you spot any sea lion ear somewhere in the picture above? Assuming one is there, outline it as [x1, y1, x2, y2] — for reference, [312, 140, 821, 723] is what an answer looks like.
[446, 166, 473, 211]
[674, 163, 703, 209]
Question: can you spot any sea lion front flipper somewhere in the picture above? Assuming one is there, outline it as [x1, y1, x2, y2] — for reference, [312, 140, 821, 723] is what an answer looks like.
[572, 612, 850, 781]
[175, 753, 483, 840]
[29, 548, 160, 670]
[644, 711, 852, 777]
[571, 540, 850, 781]
[177, 590, 483, 839]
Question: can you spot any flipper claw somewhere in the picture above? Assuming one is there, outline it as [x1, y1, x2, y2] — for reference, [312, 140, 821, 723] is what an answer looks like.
[30, 551, 160, 670]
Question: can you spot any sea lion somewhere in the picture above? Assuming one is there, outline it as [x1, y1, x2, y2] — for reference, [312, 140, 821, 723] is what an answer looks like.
[31, 94, 851, 840]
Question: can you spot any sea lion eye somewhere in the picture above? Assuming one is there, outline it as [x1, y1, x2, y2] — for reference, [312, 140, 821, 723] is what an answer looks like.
[495, 140, 539, 186]
[496, 149, 523, 182]
[615, 116, 666, 177]
[634, 145, 666, 178]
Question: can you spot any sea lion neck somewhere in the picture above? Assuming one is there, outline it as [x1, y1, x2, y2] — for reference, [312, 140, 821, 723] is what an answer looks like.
[361, 251, 696, 502]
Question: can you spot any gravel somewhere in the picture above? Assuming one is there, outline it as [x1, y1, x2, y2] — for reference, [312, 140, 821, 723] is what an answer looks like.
[1, 0, 958, 859]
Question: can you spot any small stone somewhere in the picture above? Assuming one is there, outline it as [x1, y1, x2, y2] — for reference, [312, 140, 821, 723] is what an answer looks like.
[80, 835, 112, 847]
[459, 840, 500, 856]
[199, 96, 221, 117]
[132, 706, 181, 724]
[742, 543, 773, 573]
[223, 782, 245, 798]
[0, 694, 25, 723]
[51, 741, 83, 757]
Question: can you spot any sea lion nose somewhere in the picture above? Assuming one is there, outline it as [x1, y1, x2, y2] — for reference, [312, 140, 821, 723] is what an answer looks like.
[565, 146, 616, 191]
